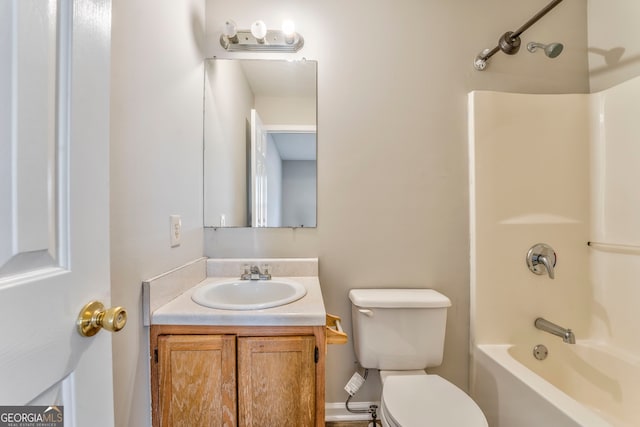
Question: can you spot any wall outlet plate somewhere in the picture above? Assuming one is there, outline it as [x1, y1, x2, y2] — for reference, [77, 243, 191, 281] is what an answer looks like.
[170, 215, 181, 247]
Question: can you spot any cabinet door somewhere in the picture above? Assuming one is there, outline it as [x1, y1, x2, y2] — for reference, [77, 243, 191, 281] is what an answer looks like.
[158, 335, 236, 427]
[238, 336, 316, 427]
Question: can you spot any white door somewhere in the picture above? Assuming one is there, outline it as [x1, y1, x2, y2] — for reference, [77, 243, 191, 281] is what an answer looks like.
[251, 109, 268, 227]
[0, 1, 116, 426]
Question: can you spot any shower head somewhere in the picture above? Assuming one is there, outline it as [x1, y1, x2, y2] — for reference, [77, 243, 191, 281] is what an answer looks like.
[527, 41, 564, 58]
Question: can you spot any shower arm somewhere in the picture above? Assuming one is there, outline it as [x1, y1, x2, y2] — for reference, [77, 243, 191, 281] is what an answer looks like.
[474, 0, 564, 70]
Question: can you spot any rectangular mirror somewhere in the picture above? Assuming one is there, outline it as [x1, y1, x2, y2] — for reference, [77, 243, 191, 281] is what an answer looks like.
[203, 58, 317, 228]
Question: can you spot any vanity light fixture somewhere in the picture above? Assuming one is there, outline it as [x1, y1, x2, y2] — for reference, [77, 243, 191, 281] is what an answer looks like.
[220, 19, 304, 52]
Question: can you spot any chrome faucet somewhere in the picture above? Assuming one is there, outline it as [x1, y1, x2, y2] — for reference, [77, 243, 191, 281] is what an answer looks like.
[534, 317, 575, 344]
[240, 264, 271, 281]
[526, 243, 556, 279]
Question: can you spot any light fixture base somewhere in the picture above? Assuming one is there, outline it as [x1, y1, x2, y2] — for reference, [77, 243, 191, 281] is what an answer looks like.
[220, 29, 304, 52]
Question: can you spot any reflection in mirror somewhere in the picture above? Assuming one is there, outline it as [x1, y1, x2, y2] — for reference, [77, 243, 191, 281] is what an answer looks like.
[204, 58, 317, 228]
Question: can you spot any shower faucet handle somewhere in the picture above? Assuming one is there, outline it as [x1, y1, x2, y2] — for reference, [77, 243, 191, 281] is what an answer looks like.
[526, 243, 556, 279]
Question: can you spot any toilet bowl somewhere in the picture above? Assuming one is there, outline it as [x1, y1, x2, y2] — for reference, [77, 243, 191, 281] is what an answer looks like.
[379, 372, 487, 427]
[349, 289, 487, 427]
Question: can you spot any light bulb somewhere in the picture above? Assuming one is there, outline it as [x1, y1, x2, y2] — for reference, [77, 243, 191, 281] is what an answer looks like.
[282, 20, 295, 44]
[223, 20, 237, 37]
[223, 19, 238, 43]
[282, 20, 295, 35]
[251, 20, 267, 43]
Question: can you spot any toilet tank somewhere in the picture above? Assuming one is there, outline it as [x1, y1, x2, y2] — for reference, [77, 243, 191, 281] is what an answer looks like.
[349, 289, 451, 370]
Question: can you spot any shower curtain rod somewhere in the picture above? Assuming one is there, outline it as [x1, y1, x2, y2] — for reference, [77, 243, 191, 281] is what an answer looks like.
[587, 241, 640, 252]
[473, 0, 564, 71]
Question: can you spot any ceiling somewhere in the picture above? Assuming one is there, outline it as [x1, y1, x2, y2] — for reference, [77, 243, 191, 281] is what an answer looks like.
[270, 132, 316, 160]
[240, 59, 316, 98]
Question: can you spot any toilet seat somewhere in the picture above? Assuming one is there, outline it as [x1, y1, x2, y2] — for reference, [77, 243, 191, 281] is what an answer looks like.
[381, 375, 487, 427]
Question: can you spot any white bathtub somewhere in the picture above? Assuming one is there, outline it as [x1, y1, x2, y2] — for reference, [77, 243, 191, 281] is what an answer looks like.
[471, 342, 640, 427]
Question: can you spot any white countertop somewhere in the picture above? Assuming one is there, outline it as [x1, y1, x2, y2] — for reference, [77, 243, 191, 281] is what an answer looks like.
[151, 276, 326, 327]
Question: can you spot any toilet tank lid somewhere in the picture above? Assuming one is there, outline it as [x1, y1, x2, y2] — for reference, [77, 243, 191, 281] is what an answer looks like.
[349, 289, 451, 308]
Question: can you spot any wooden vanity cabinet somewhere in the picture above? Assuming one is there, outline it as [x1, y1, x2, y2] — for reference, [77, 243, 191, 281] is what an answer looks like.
[157, 334, 237, 426]
[238, 335, 316, 426]
[150, 325, 326, 427]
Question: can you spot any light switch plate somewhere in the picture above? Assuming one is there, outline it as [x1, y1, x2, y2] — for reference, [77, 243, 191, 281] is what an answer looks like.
[170, 215, 181, 247]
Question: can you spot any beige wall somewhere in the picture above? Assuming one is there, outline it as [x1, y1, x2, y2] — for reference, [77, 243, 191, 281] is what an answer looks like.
[203, 0, 589, 405]
[109, 1, 205, 426]
[588, 0, 640, 92]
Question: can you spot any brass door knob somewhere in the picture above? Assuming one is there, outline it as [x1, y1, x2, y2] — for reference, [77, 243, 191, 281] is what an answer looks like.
[77, 301, 127, 337]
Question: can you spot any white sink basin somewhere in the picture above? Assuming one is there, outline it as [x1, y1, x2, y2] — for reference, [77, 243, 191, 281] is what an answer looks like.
[191, 279, 307, 310]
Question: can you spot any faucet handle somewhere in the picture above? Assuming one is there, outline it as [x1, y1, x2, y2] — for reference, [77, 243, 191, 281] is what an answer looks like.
[259, 263, 271, 280]
[526, 243, 556, 279]
[240, 264, 252, 280]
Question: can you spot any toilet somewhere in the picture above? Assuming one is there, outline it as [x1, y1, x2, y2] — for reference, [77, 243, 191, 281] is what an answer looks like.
[349, 289, 488, 427]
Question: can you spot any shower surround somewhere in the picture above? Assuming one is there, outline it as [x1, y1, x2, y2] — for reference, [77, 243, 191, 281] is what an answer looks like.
[468, 75, 640, 426]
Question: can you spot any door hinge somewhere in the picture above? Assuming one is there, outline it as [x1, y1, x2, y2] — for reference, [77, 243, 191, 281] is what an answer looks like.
[314, 346, 319, 364]
[154, 348, 158, 363]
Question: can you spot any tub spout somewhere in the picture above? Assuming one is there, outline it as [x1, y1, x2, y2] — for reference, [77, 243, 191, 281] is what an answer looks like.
[563, 329, 576, 344]
[534, 317, 575, 344]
